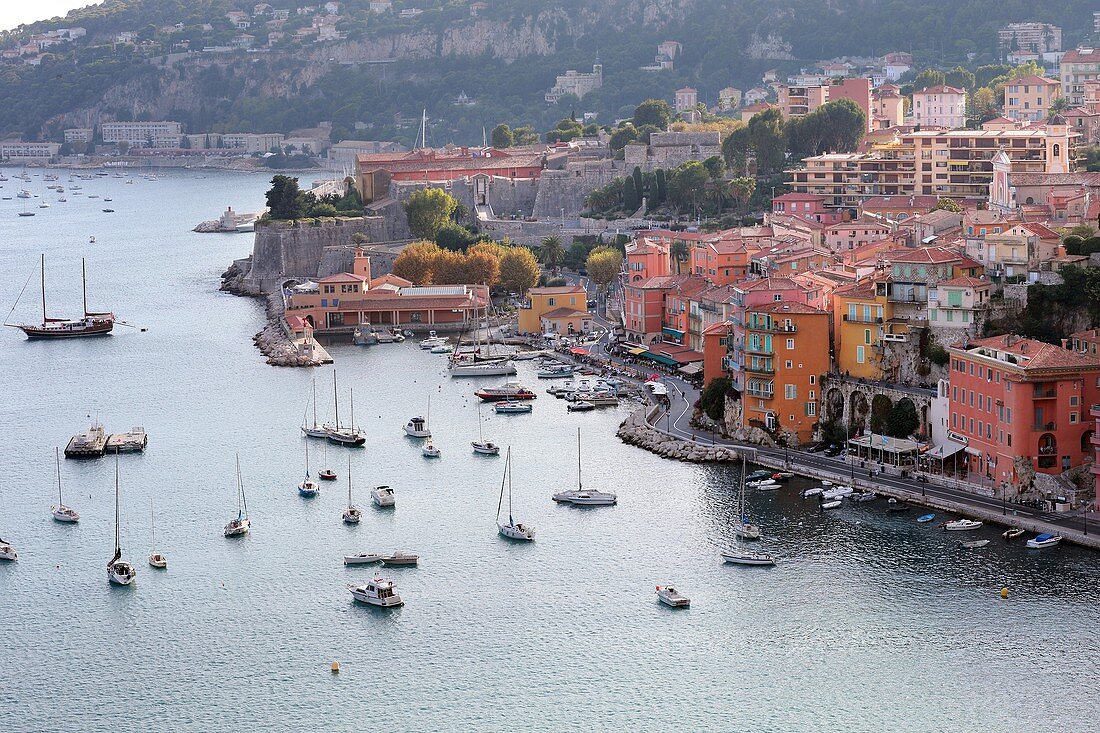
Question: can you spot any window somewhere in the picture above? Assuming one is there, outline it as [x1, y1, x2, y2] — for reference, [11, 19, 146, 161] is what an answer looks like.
[809, 375, 816, 385]
[785, 384, 797, 399]
[856, 346, 865, 363]
[806, 402, 817, 416]
[1071, 412, 1078, 424]
[547, 297, 556, 307]
[1070, 396, 1079, 406]
[787, 338, 795, 350]
[773, 294, 782, 301]
[785, 360, 793, 369]
[809, 390, 815, 400]
[864, 329, 871, 344]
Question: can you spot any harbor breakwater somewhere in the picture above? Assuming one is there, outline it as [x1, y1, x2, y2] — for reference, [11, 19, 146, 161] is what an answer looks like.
[617, 407, 740, 463]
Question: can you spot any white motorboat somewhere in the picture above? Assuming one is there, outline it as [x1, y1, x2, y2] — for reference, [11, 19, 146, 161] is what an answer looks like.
[298, 440, 320, 498]
[852, 491, 877, 502]
[1003, 528, 1026, 540]
[430, 344, 454, 354]
[722, 550, 776, 566]
[148, 499, 167, 569]
[372, 485, 395, 508]
[404, 397, 432, 437]
[821, 499, 842, 510]
[343, 553, 383, 565]
[224, 454, 252, 537]
[822, 486, 854, 500]
[107, 459, 136, 586]
[1026, 533, 1062, 549]
[420, 332, 447, 349]
[656, 585, 691, 608]
[751, 479, 781, 491]
[495, 401, 532, 414]
[348, 578, 403, 607]
[342, 455, 362, 524]
[0, 540, 16, 562]
[960, 539, 991, 549]
[50, 447, 79, 523]
[381, 551, 419, 566]
[537, 364, 575, 379]
[567, 400, 595, 412]
[301, 377, 330, 438]
[375, 329, 395, 344]
[802, 487, 824, 498]
[552, 428, 617, 506]
[944, 519, 982, 531]
[497, 447, 535, 541]
[422, 441, 441, 458]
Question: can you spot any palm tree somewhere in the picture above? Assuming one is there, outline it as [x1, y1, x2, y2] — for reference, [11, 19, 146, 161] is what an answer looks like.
[670, 240, 690, 275]
[539, 235, 564, 274]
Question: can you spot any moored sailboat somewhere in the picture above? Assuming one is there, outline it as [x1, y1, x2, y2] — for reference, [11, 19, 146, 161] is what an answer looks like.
[342, 455, 361, 524]
[148, 499, 167, 569]
[107, 458, 136, 586]
[551, 428, 617, 506]
[51, 447, 79, 523]
[224, 454, 251, 537]
[497, 447, 534, 541]
[323, 371, 366, 446]
[298, 440, 320, 497]
[301, 377, 329, 438]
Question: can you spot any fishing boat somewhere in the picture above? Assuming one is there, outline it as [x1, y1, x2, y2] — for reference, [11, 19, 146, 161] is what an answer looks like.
[960, 539, 991, 549]
[421, 441, 441, 458]
[381, 552, 419, 566]
[342, 455, 361, 524]
[821, 499, 842, 510]
[148, 500, 167, 569]
[917, 513, 936, 523]
[50, 447, 79, 523]
[551, 428, 617, 506]
[656, 585, 690, 608]
[107, 458, 136, 586]
[732, 458, 761, 540]
[224, 454, 251, 537]
[343, 553, 382, 565]
[371, 485, 395, 508]
[944, 519, 983, 531]
[298, 440, 320, 497]
[5, 255, 115, 339]
[323, 372, 367, 446]
[404, 397, 433, 437]
[348, 578, 403, 607]
[823, 486, 854, 500]
[420, 332, 447, 349]
[301, 378, 329, 438]
[475, 383, 536, 402]
[1026, 533, 1062, 549]
[1003, 528, 1025, 541]
[494, 401, 532, 414]
[721, 550, 775, 566]
[497, 447, 535, 541]
[471, 400, 500, 455]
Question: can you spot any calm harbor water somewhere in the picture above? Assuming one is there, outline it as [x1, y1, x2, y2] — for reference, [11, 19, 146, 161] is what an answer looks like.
[1, 167, 1098, 732]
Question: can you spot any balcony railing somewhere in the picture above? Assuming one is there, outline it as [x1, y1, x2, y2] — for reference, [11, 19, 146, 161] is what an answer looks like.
[745, 345, 773, 356]
[746, 364, 775, 375]
[843, 315, 883, 324]
[747, 388, 774, 399]
[1033, 387, 1057, 398]
[1033, 421, 1056, 431]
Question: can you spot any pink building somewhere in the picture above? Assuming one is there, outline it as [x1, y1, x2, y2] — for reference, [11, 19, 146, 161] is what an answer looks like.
[946, 334, 1100, 493]
[823, 219, 893, 252]
[830, 77, 874, 132]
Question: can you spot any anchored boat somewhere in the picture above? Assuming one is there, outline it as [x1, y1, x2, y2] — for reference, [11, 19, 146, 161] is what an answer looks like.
[6, 255, 116, 339]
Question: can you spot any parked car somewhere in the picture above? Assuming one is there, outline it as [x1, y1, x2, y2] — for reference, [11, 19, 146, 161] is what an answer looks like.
[587, 299, 597, 308]
[806, 442, 825, 453]
[823, 445, 842, 457]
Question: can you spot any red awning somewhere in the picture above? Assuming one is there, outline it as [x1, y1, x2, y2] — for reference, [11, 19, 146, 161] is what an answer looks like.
[569, 347, 590, 355]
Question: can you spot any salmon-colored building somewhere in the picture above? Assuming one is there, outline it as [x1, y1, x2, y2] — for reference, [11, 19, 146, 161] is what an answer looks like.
[947, 334, 1100, 492]
[356, 146, 545, 203]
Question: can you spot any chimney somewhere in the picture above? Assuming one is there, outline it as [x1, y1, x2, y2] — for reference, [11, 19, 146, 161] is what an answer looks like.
[1061, 338, 1069, 350]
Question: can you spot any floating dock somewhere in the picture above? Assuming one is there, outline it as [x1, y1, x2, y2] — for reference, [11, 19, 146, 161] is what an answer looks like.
[105, 427, 148, 453]
[64, 424, 108, 458]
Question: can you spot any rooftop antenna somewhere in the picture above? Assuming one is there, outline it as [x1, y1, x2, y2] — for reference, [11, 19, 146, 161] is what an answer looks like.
[418, 109, 428, 149]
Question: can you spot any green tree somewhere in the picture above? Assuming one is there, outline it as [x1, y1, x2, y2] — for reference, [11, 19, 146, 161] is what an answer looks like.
[670, 239, 690, 275]
[265, 175, 305, 220]
[966, 87, 999, 122]
[747, 108, 786, 175]
[490, 123, 513, 148]
[632, 166, 644, 200]
[609, 124, 639, 152]
[654, 168, 667, 204]
[699, 378, 732, 421]
[885, 400, 920, 438]
[666, 160, 709, 214]
[622, 175, 640, 212]
[944, 66, 976, 90]
[436, 223, 477, 251]
[911, 69, 946, 91]
[932, 197, 963, 213]
[633, 99, 672, 130]
[498, 246, 540, 294]
[564, 241, 591, 270]
[539, 235, 565, 273]
[585, 246, 623, 292]
[403, 187, 458, 241]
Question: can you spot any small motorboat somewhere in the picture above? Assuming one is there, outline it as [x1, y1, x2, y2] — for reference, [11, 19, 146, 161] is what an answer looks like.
[656, 585, 690, 608]
[747, 479, 778, 489]
[852, 491, 877, 502]
[430, 343, 454, 354]
[404, 416, 431, 438]
[1003, 528, 1026, 541]
[148, 552, 167, 569]
[721, 550, 775, 566]
[802, 487, 824, 498]
[822, 486, 854, 500]
[420, 333, 447, 349]
[472, 440, 501, 455]
[495, 401, 533, 414]
[944, 519, 983, 531]
[0, 540, 17, 562]
[537, 364, 575, 379]
[348, 578, 403, 607]
[744, 470, 773, 482]
[960, 539, 991, 549]
[421, 441, 441, 458]
[381, 552, 419, 566]
[771, 472, 794, 480]
[371, 485, 395, 508]
[821, 499, 842, 510]
[343, 553, 383, 566]
[567, 400, 595, 412]
[319, 468, 337, 481]
[552, 489, 617, 506]
[1026, 533, 1062, 549]
[917, 513, 936, 523]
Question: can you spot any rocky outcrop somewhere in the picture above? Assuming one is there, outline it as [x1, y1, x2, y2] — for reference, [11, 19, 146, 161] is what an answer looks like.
[617, 409, 740, 463]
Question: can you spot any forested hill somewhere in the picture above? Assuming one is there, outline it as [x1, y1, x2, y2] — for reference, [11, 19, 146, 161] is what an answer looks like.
[1, 0, 1096, 144]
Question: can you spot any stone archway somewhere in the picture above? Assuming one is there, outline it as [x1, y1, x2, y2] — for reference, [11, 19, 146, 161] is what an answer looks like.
[826, 388, 845, 423]
[850, 391, 869, 430]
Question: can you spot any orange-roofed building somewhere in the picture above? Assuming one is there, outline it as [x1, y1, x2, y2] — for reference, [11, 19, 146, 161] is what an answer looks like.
[518, 285, 588, 334]
[624, 236, 671, 283]
[740, 301, 831, 444]
[947, 334, 1100, 491]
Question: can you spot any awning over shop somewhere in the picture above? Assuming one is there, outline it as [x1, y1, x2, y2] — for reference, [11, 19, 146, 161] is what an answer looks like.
[964, 446, 981, 457]
[677, 362, 703, 376]
[926, 440, 966, 460]
[569, 346, 590, 356]
[639, 351, 679, 367]
[627, 346, 648, 356]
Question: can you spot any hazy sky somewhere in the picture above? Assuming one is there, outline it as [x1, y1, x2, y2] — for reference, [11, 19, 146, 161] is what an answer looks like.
[1, 1, 102, 32]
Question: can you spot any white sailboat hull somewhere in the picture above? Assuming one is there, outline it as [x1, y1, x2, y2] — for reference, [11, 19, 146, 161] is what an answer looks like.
[301, 426, 329, 438]
[108, 561, 136, 585]
[721, 552, 775, 566]
[52, 505, 80, 523]
[0, 544, 16, 561]
[498, 522, 535, 541]
[224, 518, 251, 537]
[449, 361, 517, 377]
[552, 490, 617, 506]
[343, 553, 383, 565]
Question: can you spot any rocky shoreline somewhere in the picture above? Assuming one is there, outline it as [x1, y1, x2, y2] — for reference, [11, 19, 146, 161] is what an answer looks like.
[617, 408, 740, 463]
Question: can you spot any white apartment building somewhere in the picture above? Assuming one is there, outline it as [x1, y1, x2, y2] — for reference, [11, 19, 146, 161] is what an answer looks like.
[545, 61, 603, 103]
[911, 85, 966, 129]
[101, 121, 184, 148]
[1, 141, 61, 160]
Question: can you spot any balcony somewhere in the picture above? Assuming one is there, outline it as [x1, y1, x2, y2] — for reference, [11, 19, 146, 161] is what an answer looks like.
[747, 388, 774, 399]
[1032, 387, 1057, 399]
[1033, 422, 1056, 431]
[746, 364, 775, 375]
[842, 315, 883, 324]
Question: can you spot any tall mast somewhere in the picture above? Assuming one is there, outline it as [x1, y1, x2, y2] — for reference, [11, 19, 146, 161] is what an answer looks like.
[55, 447, 62, 505]
[305, 437, 311, 476]
[427, 394, 431, 431]
[114, 456, 121, 553]
[507, 449, 514, 523]
[347, 454, 353, 507]
[40, 253, 46, 322]
[350, 387, 356, 431]
[236, 453, 243, 516]
[333, 370, 340, 428]
[312, 378, 318, 428]
[82, 257, 88, 316]
[496, 447, 508, 522]
[576, 428, 582, 491]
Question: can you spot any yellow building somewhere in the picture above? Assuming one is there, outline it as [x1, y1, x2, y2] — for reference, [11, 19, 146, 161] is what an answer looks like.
[540, 307, 593, 336]
[517, 285, 588, 334]
[831, 279, 910, 380]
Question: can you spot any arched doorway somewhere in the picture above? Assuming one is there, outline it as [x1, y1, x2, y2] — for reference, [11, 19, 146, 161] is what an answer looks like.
[826, 388, 845, 423]
[850, 391, 869, 431]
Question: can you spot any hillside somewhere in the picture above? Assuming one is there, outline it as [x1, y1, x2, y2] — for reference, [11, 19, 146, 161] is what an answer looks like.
[1, 0, 1097, 144]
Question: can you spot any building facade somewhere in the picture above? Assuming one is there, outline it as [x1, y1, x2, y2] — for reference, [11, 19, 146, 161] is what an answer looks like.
[101, 121, 184, 148]
[911, 86, 966, 129]
[545, 61, 603, 104]
[1003, 75, 1061, 122]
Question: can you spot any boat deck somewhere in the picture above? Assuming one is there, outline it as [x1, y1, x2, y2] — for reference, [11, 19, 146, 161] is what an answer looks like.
[106, 428, 148, 453]
[64, 432, 108, 458]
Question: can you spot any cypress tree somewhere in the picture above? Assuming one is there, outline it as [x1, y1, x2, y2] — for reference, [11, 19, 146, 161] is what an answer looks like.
[623, 176, 639, 212]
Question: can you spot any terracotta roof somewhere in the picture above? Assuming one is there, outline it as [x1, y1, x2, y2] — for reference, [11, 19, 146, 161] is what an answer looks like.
[962, 334, 1100, 370]
[1006, 172, 1100, 186]
[885, 246, 964, 264]
[541, 307, 590, 320]
[1070, 328, 1100, 341]
[735, 276, 803, 292]
[1009, 75, 1059, 86]
[1018, 222, 1060, 239]
[370, 273, 413, 288]
[319, 272, 369, 283]
[833, 279, 878, 300]
[703, 322, 732, 335]
[1062, 49, 1100, 64]
[750, 301, 827, 315]
[824, 220, 891, 232]
[939, 276, 989, 288]
[332, 293, 477, 310]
